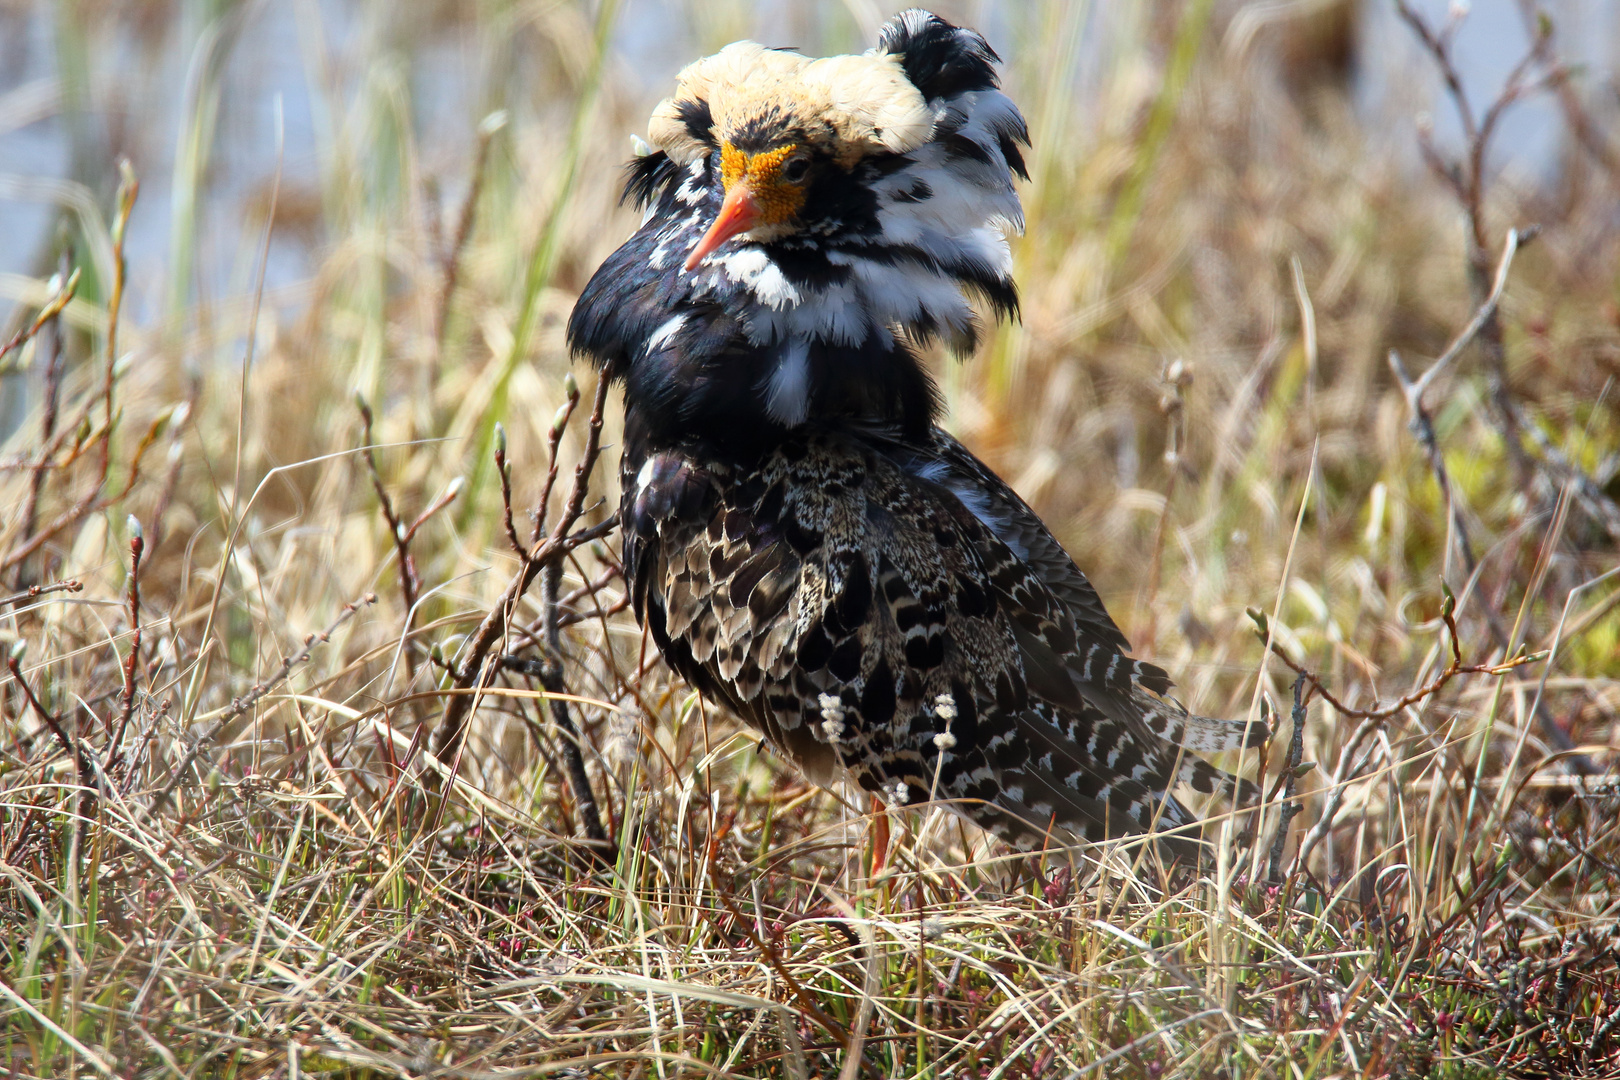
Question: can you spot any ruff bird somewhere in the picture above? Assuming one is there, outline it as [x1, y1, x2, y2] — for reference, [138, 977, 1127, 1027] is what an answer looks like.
[567, 9, 1263, 856]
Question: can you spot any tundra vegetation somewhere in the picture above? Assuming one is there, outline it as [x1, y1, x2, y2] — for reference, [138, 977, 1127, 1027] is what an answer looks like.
[0, 2, 1617, 1076]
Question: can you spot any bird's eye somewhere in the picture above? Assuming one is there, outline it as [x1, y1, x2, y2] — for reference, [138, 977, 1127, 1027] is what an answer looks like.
[781, 157, 810, 183]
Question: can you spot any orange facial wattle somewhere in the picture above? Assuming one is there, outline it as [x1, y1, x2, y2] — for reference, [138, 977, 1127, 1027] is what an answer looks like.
[685, 142, 807, 270]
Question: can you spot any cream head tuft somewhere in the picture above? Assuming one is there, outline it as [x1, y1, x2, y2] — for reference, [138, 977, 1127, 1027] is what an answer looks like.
[646, 41, 936, 165]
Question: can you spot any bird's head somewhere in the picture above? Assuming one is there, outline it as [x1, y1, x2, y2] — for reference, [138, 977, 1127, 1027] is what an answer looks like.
[645, 41, 938, 268]
[626, 10, 1028, 328]
[570, 10, 1029, 444]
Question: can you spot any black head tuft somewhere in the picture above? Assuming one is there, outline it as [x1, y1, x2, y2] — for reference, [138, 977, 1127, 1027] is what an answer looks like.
[674, 97, 716, 146]
[622, 150, 679, 210]
[878, 9, 1002, 102]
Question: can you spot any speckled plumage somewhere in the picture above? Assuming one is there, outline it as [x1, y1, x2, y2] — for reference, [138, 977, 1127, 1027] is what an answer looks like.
[568, 10, 1264, 855]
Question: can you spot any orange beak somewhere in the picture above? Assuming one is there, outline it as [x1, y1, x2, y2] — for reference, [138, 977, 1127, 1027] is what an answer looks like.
[685, 182, 762, 271]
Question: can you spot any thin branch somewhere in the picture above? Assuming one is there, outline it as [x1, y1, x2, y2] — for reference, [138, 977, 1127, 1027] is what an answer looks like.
[1292, 716, 1382, 874]
[1387, 226, 1606, 771]
[402, 477, 464, 545]
[7, 654, 98, 837]
[538, 553, 608, 847]
[1401, 228, 1529, 408]
[1, 171, 139, 579]
[144, 592, 377, 819]
[0, 267, 79, 367]
[358, 396, 420, 618]
[1394, 1, 1477, 145]
[429, 374, 614, 856]
[525, 565, 626, 633]
[0, 461, 116, 576]
[1394, 0, 1547, 477]
[494, 422, 525, 559]
[1247, 594, 1543, 724]
[1267, 673, 1307, 884]
[111, 519, 144, 755]
[0, 580, 83, 608]
[533, 374, 581, 545]
[16, 250, 74, 585]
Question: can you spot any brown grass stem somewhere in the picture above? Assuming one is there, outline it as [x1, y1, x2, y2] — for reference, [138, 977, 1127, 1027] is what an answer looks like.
[435, 110, 506, 348]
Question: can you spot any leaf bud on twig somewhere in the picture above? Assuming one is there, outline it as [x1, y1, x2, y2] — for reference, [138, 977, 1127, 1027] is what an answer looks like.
[478, 110, 509, 138]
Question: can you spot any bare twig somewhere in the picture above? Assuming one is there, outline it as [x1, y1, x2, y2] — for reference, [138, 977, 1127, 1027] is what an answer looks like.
[0, 580, 83, 608]
[7, 653, 98, 837]
[0, 266, 79, 367]
[0, 469, 133, 577]
[524, 564, 627, 633]
[1512, 403, 1620, 543]
[1267, 673, 1307, 884]
[1387, 227, 1604, 772]
[1246, 591, 1542, 725]
[534, 373, 581, 544]
[111, 518, 144, 756]
[429, 374, 615, 855]
[145, 592, 377, 819]
[0, 169, 139, 578]
[357, 398, 462, 688]
[494, 422, 525, 559]
[1520, 0, 1620, 183]
[16, 249, 74, 585]
[1395, 228, 1528, 410]
[556, 593, 629, 631]
[358, 395, 420, 619]
[1384, 222, 1526, 577]
[537, 553, 608, 848]
[1396, 5, 1620, 562]
[1292, 715, 1381, 875]
[403, 477, 463, 544]
[1394, 0, 1550, 477]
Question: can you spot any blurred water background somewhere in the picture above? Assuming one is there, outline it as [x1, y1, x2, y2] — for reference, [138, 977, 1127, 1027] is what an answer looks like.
[1, 0, 1617, 437]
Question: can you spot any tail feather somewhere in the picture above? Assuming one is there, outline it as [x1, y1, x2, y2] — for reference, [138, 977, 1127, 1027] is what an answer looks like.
[1135, 691, 1271, 754]
[996, 697, 1258, 856]
[1176, 754, 1261, 808]
[963, 762, 1206, 860]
